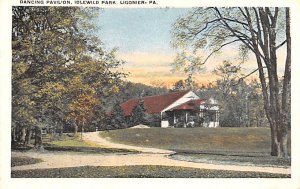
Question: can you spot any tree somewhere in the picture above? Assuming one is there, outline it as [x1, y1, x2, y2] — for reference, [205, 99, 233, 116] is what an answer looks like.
[130, 100, 147, 126]
[108, 102, 127, 129]
[172, 80, 186, 91]
[212, 61, 247, 127]
[104, 81, 168, 112]
[67, 92, 97, 139]
[37, 82, 67, 136]
[11, 72, 37, 146]
[12, 7, 126, 146]
[172, 7, 291, 157]
[12, 7, 96, 146]
[213, 60, 241, 98]
[196, 76, 268, 128]
[150, 80, 168, 92]
[246, 79, 269, 127]
[172, 76, 199, 92]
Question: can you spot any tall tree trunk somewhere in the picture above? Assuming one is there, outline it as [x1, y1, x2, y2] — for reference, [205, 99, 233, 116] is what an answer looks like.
[270, 119, 279, 156]
[74, 124, 78, 136]
[81, 121, 84, 140]
[253, 53, 277, 155]
[282, 8, 291, 116]
[11, 127, 16, 145]
[278, 7, 291, 158]
[268, 68, 281, 157]
[20, 126, 26, 145]
[60, 122, 63, 136]
[24, 126, 32, 146]
[34, 127, 42, 148]
[255, 8, 289, 158]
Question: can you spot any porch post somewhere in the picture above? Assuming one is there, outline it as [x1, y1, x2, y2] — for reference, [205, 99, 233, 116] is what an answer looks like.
[184, 112, 187, 128]
[185, 112, 187, 123]
[173, 111, 176, 124]
[160, 112, 162, 127]
[216, 110, 219, 127]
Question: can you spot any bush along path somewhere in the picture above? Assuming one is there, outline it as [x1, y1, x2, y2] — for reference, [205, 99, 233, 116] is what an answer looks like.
[11, 132, 290, 175]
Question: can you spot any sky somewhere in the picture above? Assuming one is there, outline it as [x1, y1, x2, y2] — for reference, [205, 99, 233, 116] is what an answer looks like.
[96, 8, 286, 88]
[97, 8, 189, 53]
[96, 8, 199, 87]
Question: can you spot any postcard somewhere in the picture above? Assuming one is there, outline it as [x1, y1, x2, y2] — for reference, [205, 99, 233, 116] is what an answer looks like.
[1, 0, 300, 189]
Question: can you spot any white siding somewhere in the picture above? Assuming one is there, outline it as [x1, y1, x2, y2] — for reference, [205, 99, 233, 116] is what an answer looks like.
[209, 105, 219, 111]
[161, 121, 169, 128]
[203, 122, 219, 128]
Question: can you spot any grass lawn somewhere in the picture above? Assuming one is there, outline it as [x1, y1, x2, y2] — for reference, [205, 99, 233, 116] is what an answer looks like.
[11, 165, 290, 178]
[47, 134, 103, 148]
[11, 128, 291, 178]
[12, 134, 103, 150]
[43, 134, 138, 154]
[11, 156, 43, 167]
[171, 153, 291, 168]
[100, 127, 291, 167]
[100, 127, 278, 154]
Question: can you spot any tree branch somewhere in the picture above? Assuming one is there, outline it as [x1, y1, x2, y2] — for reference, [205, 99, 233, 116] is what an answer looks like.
[238, 7, 248, 20]
[214, 8, 258, 57]
[252, 8, 264, 47]
[233, 66, 267, 86]
[202, 39, 240, 64]
[222, 17, 249, 27]
[276, 40, 286, 50]
[190, 18, 221, 39]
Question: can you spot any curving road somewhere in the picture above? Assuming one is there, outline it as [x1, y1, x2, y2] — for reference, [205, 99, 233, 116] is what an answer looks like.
[11, 132, 291, 175]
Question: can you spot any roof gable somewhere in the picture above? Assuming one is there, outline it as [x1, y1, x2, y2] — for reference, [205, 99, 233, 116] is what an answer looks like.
[120, 91, 191, 116]
[161, 91, 199, 112]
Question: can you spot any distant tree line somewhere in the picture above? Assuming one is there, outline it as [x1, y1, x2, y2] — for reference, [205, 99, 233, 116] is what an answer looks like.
[107, 62, 280, 129]
[103, 81, 168, 111]
[168, 61, 275, 128]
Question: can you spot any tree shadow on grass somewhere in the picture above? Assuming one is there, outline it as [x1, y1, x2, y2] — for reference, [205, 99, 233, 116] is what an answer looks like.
[170, 150, 291, 168]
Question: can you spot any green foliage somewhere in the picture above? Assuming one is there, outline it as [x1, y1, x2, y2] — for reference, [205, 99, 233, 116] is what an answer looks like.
[171, 51, 205, 76]
[12, 7, 126, 146]
[172, 7, 285, 62]
[68, 93, 97, 125]
[172, 80, 186, 91]
[108, 102, 128, 129]
[104, 81, 168, 111]
[130, 100, 147, 126]
[197, 78, 268, 127]
[170, 60, 268, 128]
[49, 137, 101, 148]
[143, 113, 161, 127]
[171, 76, 199, 91]
[171, 7, 291, 157]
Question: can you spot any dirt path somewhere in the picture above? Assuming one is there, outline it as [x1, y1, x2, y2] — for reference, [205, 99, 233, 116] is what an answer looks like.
[11, 132, 291, 175]
[83, 131, 174, 154]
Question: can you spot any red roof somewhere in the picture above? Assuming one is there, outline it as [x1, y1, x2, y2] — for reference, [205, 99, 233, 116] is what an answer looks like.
[120, 91, 190, 116]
